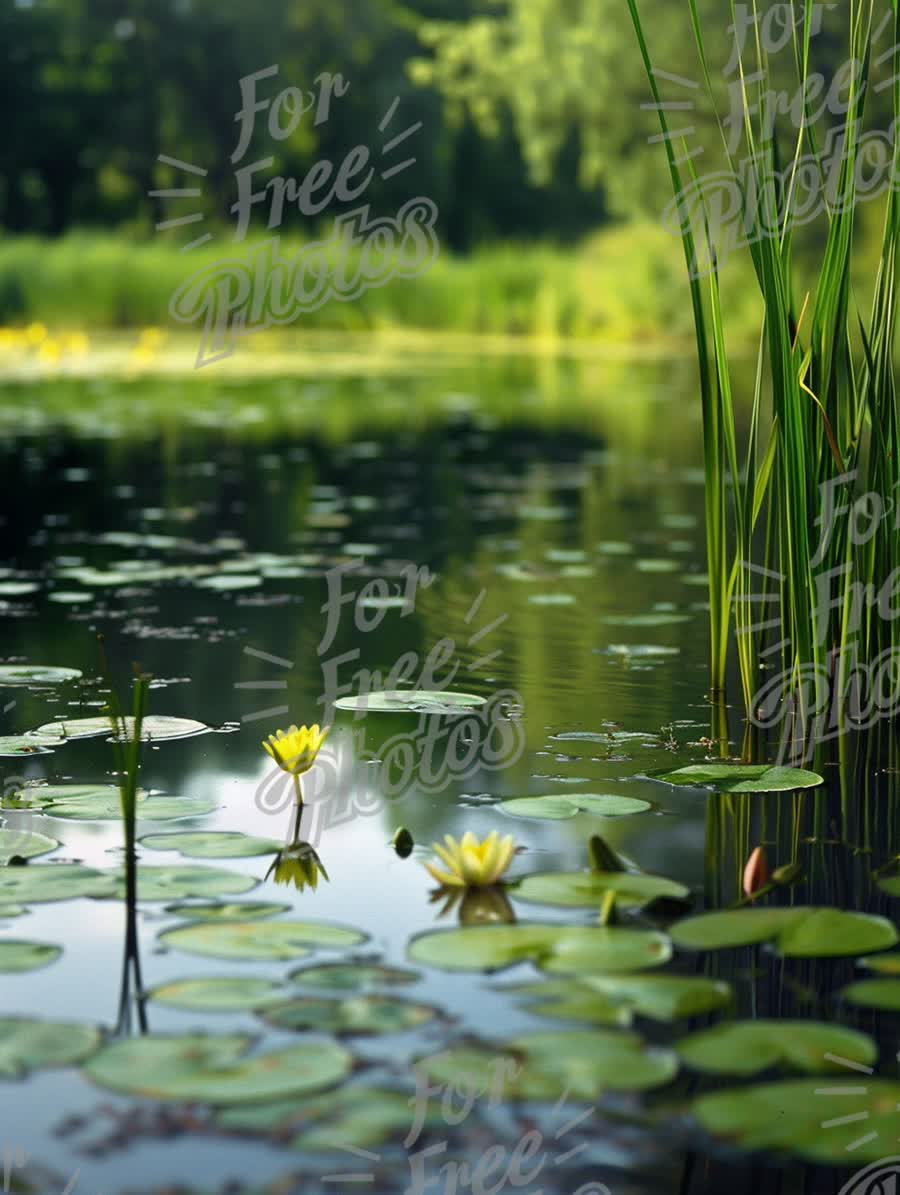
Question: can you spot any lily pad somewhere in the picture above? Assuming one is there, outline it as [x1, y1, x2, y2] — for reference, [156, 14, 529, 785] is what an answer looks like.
[603, 613, 692, 627]
[5, 785, 216, 822]
[671, 907, 898, 957]
[27, 715, 212, 742]
[513, 871, 688, 909]
[84, 1034, 351, 1104]
[139, 832, 281, 859]
[289, 963, 420, 991]
[857, 952, 900, 975]
[692, 1079, 900, 1163]
[408, 923, 671, 975]
[148, 977, 292, 1012]
[163, 901, 290, 922]
[0, 665, 82, 687]
[0, 940, 62, 973]
[105, 866, 257, 903]
[0, 1017, 100, 1077]
[651, 763, 824, 793]
[677, 1021, 877, 1076]
[0, 828, 58, 864]
[261, 995, 436, 1036]
[841, 978, 900, 1011]
[499, 793, 651, 821]
[0, 736, 61, 757]
[0, 864, 116, 905]
[334, 690, 486, 714]
[160, 919, 366, 961]
[510, 974, 732, 1024]
[419, 1029, 677, 1102]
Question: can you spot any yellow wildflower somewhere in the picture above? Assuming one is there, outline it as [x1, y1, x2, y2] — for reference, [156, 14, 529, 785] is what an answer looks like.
[262, 723, 329, 777]
[425, 830, 516, 889]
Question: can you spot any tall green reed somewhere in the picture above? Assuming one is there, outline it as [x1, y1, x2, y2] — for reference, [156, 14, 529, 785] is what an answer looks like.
[628, 0, 900, 761]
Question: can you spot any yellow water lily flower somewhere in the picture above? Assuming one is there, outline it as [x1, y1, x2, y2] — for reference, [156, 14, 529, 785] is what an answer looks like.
[267, 843, 329, 892]
[425, 830, 516, 889]
[262, 723, 329, 777]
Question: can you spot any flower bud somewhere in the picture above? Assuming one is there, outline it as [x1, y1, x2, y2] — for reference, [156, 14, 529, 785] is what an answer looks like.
[742, 846, 771, 898]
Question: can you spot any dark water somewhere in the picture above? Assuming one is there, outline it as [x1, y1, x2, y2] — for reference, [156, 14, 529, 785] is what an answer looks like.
[0, 353, 884, 1195]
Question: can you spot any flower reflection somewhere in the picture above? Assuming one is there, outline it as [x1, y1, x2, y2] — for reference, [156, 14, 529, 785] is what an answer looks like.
[430, 883, 516, 925]
[265, 842, 329, 893]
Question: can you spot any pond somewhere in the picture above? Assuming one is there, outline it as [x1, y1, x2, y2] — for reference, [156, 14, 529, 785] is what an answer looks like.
[0, 343, 894, 1195]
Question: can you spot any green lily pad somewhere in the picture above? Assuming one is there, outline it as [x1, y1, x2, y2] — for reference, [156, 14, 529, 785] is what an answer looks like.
[408, 923, 671, 975]
[509, 974, 732, 1024]
[163, 901, 290, 922]
[334, 690, 486, 714]
[499, 794, 651, 821]
[84, 1034, 351, 1104]
[0, 940, 62, 973]
[0, 864, 116, 905]
[160, 919, 366, 961]
[0, 736, 60, 757]
[0, 665, 82, 687]
[217, 1086, 432, 1151]
[27, 715, 212, 742]
[603, 613, 692, 627]
[0, 828, 58, 864]
[841, 978, 900, 1011]
[195, 574, 262, 591]
[876, 876, 900, 898]
[671, 907, 898, 957]
[419, 1029, 677, 1102]
[0, 1017, 101, 1077]
[139, 832, 281, 858]
[692, 1079, 900, 1163]
[857, 952, 900, 975]
[106, 866, 257, 903]
[289, 963, 420, 991]
[148, 977, 292, 1012]
[678, 1021, 877, 1076]
[513, 871, 688, 909]
[261, 995, 436, 1036]
[5, 785, 216, 822]
[651, 763, 824, 792]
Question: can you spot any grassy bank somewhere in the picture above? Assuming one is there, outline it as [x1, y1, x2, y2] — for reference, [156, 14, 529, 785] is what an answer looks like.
[0, 223, 764, 345]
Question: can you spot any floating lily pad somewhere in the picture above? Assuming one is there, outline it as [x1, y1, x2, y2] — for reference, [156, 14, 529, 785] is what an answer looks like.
[105, 866, 257, 903]
[0, 864, 116, 905]
[607, 644, 679, 658]
[692, 1079, 900, 1163]
[195, 574, 262, 591]
[419, 1029, 677, 1102]
[9, 784, 216, 822]
[510, 974, 732, 1024]
[334, 690, 486, 714]
[408, 924, 671, 976]
[841, 978, 900, 1011]
[289, 963, 420, 991]
[0, 736, 60, 757]
[857, 952, 900, 975]
[160, 919, 366, 961]
[27, 715, 213, 742]
[163, 901, 290, 922]
[678, 1021, 877, 1076]
[148, 977, 292, 1012]
[0, 665, 82, 687]
[671, 907, 898, 957]
[499, 793, 651, 821]
[0, 1018, 100, 1077]
[261, 995, 436, 1036]
[0, 940, 62, 973]
[139, 832, 281, 859]
[84, 1034, 352, 1104]
[513, 871, 688, 909]
[0, 828, 58, 864]
[528, 593, 576, 606]
[876, 876, 900, 898]
[651, 763, 824, 792]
